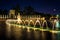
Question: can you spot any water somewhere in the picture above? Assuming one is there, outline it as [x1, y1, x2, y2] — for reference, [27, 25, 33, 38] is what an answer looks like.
[6, 25, 58, 40]
[0, 21, 60, 40]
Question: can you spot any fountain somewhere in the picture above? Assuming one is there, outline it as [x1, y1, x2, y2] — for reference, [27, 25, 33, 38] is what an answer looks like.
[56, 15, 59, 30]
[17, 13, 22, 24]
[29, 20, 34, 27]
[5, 13, 60, 40]
[52, 14, 60, 30]
[6, 22, 11, 38]
[24, 20, 29, 26]
[6, 13, 60, 36]
[35, 19, 41, 28]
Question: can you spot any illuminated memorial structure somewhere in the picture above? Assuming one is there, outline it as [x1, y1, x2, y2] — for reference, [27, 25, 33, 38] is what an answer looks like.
[50, 15, 60, 30]
[6, 9, 60, 34]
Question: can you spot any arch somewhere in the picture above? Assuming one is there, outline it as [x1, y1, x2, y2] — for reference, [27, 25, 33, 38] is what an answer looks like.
[54, 20, 60, 30]
[24, 20, 29, 26]
[50, 20, 55, 29]
[29, 20, 34, 27]
[44, 20, 52, 29]
[35, 19, 41, 28]
[42, 20, 47, 29]
[20, 20, 25, 25]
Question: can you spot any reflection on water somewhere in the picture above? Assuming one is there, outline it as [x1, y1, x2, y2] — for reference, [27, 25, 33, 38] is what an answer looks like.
[0, 21, 60, 40]
[5, 25, 57, 40]
[52, 33, 56, 40]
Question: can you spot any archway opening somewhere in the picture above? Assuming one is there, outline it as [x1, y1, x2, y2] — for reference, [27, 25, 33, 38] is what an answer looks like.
[29, 21, 34, 27]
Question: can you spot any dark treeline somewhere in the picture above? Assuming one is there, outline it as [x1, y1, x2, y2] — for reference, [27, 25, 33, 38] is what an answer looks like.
[0, 9, 8, 15]
[0, 4, 56, 19]
[12, 4, 53, 19]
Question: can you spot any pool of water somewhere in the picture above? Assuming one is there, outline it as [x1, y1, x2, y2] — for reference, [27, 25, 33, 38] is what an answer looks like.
[0, 21, 60, 40]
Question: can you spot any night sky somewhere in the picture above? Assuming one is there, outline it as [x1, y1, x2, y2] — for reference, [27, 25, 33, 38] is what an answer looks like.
[0, 0, 60, 14]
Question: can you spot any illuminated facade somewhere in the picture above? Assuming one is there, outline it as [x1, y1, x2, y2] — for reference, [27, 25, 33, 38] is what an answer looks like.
[0, 9, 60, 29]
[9, 10, 15, 18]
[5, 9, 60, 35]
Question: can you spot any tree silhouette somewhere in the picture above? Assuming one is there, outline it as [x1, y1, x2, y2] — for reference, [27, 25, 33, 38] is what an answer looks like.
[3, 9, 8, 15]
[0, 9, 8, 15]
[0, 9, 3, 15]
[12, 3, 21, 15]
[23, 6, 34, 15]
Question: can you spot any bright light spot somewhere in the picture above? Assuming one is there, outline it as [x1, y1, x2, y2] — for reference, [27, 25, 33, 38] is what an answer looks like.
[44, 20, 46, 22]
[42, 17, 45, 20]
[17, 16, 22, 23]
[54, 20, 57, 22]
[30, 20, 33, 22]
[25, 20, 28, 22]
[27, 27, 30, 32]
[56, 20, 59, 28]
[50, 30, 57, 33]
[23, 26, 25, 29]
[56, 14, 59, 17]
[34, 28, 36, 31]
[19, 26, 21, 28]
[36, 19, 40, 23]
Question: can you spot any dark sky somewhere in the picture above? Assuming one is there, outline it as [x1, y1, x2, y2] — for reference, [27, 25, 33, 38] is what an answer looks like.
[0, 0, 60, 14]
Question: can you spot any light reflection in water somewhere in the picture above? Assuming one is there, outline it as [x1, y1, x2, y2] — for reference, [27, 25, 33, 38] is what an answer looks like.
[12, 26, 22, 40]
[34, 30, 40, 40]
[52, 33, 56, 40]
[6, 19, 60, 40]
[42, 31, 46, 40]
[27, 29, 31, 40]
[6, 24, 11, 38]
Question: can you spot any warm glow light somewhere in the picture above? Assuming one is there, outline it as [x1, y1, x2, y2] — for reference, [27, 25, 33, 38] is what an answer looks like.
[9, 10, 15, 14]
[27, 27, 30, 32]
[17, 18, 21, 23]
[30, 20, 33, 22]
[56, 20, 59, 28]
[50, 30, 60, 33]
[17, 13, 22, 24]
[36, 19, 40, 23]
[42, 17, 45, 20]
[22, 26, 25, 29]
[6, 17, 60, 34]
[54, 20, 57, 22]
[19, 26, 21, 28]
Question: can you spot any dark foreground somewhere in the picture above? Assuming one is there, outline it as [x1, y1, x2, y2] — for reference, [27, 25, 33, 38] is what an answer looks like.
[0, 21, 60, 40]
